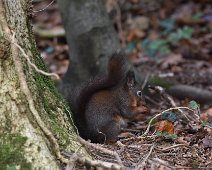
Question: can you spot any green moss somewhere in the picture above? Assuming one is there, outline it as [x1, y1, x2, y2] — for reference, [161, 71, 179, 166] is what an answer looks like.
[33, 69, 72, 146]
[0, 133, 31, 170]
[28, 35, 79, 149]
[189, 159, 199, 170]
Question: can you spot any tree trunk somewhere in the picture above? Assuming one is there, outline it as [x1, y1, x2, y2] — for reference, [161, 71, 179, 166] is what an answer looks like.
[57, 0, 120, 89]
[0, 0, 89, 169]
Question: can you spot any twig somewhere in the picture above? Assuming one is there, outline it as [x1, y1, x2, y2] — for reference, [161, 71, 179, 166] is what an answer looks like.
[33, 25, 65, 38]
[114, 0, 126, 48]
[137, 144, 155, 169]
[78, 137, 124, 166]
[33, 0, 55, 13]
[149, 86, 191, 121]
[10, 33, 60, 80]
[142, 73, 150, 90]
[10, 32, 68, 164]
[156, 144, 189, 151]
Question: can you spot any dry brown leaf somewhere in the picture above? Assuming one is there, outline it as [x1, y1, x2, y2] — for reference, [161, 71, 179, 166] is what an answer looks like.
[155, 120, 175, 135]
[201, 108, 212, 122]
[161, 53, 184, 69]
[202, 135, 212, 148]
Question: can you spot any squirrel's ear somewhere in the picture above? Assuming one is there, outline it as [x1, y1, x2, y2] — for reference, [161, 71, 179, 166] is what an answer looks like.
[126, 71, 136, 88]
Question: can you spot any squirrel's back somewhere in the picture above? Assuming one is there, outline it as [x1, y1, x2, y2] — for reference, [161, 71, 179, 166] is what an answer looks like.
[74, 52, 128, 119]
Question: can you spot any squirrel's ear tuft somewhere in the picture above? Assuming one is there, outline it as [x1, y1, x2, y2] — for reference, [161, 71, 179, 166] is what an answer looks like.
[126, 71, 136, 88]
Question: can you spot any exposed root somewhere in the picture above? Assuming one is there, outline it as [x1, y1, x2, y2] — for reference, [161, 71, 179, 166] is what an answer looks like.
[10, 33, 59, 80]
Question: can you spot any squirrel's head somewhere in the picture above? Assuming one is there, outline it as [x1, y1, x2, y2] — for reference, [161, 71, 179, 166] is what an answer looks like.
[124, 71, 149, 117]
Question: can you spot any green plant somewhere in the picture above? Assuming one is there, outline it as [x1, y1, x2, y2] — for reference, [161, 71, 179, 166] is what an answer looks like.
[141, 18, 194, 57]
[156, 132, 178, 140]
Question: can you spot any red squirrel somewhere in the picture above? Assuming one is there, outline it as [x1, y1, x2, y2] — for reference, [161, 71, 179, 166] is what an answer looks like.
[71, 52, 148, 143]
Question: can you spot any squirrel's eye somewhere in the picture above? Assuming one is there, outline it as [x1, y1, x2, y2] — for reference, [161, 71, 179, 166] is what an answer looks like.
[137, 91, 142, 97]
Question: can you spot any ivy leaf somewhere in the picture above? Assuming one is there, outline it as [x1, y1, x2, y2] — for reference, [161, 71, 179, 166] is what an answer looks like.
[6, 165, 16, 170]
[190, 12, 203, 21]
[156, 132, 162, 136]
[170, 134, 178, 140]
[159, 45, 171, 55]
[127, 40, 137, 52]
[161, 112, 177, 122]
[202, 120, 206, 127]
[160, 19, 175, 33]
[149, 40, 168, 51]
[189, 100, 199, 110]
[161, 132, 169, 137]
[179, 26, 194, 39]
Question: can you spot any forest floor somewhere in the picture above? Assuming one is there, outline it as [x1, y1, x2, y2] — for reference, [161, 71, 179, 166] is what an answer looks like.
[32, 0, 211, 169]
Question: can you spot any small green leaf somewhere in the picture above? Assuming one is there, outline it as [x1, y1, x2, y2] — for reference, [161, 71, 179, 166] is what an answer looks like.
[168, 32, 180, 43]
[6, 165, 16, 170]
[127, 40, 137, 52]
[162, 132, 169, 137]
[162, 112, 177, 122]
[141, 38, 151, 49]
[170, 134, 178, 139]
[180, 26, 194, 39]
[190, 12, 203, 21]
[202, 120, 207, 127]
[149, 40, 168, 50]
[189, 100, 199, 110]
[160, 19, 175, 33]
[159, 45, 171, 55]
[156, 132, 162, 136]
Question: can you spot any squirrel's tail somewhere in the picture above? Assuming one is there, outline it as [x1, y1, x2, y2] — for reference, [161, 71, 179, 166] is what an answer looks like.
[74, 52, 128, 120]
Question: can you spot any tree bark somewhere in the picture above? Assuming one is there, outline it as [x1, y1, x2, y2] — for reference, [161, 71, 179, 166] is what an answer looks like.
[0, 0, 89, 169]
[57, 0, 120, 88]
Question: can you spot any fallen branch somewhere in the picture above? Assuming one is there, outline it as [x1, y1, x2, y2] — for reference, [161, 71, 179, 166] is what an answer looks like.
[168, 84, 212, 105]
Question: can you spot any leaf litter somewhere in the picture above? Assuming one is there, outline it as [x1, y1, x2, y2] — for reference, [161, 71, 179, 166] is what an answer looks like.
[33, 0, 212, 169]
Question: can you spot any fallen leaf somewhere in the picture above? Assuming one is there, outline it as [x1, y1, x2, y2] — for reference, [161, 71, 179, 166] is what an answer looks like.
[160, 53, 184, 69]
[202, 135, 212, 148]
[118, 132, 135, 138]
[127, 16, 149, 30]
[155, 120, 175, 135]
[201, 108, 212, 122]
